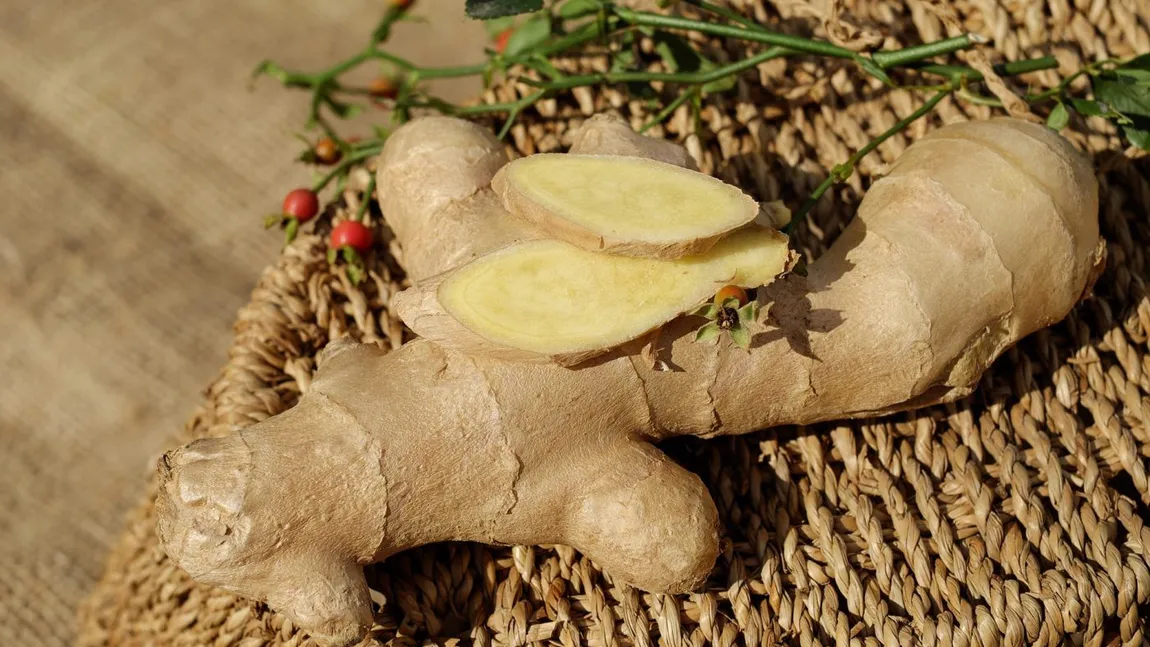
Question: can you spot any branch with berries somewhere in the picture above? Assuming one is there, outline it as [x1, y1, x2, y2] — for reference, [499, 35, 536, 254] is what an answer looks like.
[257, 0, 1149, 284]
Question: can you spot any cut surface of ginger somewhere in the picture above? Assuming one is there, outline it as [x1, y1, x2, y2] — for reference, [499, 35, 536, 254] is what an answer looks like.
[438, 228, 790, 356]
[494, 154, 758, 255]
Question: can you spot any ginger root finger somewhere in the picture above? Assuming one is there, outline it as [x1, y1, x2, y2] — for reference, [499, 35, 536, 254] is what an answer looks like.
[568, 113, 699, 169]
[393, 228, 791, 364]
[492, 153, 758, 258]
[376, 114, 693, 281]
[375, 116, 538, 282]
[158, 117, 1100, 647]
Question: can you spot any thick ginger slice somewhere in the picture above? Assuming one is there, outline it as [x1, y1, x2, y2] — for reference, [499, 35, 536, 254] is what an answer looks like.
[492, 153, 759, 258]
[396, 227, 790, 364]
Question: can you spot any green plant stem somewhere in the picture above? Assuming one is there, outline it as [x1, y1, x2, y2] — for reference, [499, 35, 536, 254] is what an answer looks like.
[640, 86, 699, 132]
[683, 0, 763, 30]
[871, 34, 983, 69]
[523, 45, 788, 89]
[786, 86, 952, 233]
[911, 55, 1058, 81]
[311, 146, 384, 193]
[354, 174, 378, 221]
[614, 7, 858, 59]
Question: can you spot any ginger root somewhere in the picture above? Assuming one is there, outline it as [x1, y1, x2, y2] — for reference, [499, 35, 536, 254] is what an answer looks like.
[156, 115, 1101, 647]
[492, 153, 759, 257]
[395, 228, 790, 364]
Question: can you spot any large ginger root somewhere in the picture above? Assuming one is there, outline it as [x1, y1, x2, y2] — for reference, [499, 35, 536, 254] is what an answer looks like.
[394, 228, 790, 364]
[156, 115, 1101, 647]
[492, 153, 759, 257]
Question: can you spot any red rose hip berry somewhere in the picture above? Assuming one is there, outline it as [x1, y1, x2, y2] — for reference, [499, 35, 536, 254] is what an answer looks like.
[494, 28, 513, 54]
[282, 188, 320, 222]
[331, 220, 373, 253]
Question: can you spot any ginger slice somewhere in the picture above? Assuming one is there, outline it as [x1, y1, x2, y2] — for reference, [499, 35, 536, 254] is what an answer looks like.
[396, 227, 790, 364]
[491, 154, 759, 258]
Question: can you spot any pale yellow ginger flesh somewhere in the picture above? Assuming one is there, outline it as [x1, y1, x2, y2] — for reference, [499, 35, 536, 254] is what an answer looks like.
[437, 228, 789, 356]
[156, 115, 1102, 647]
[492, 153, 759, 257]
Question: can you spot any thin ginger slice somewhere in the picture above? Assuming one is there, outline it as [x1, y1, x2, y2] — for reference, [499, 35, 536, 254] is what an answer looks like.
[430, 227, 790, 361]
[491, 154, 759, 258]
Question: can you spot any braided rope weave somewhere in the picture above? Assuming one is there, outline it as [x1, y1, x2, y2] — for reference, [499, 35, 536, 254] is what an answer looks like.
[78, 1, 1150, 645]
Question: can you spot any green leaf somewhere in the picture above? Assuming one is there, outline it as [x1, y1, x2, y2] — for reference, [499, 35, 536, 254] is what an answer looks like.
[284, 217, 300, 245]
[1069, 97, 1109, 117]
[482, 16, 517, 38]
[1123, 127, 1150, 150]
[466, 0, 542, 19]
[326, 248, 338, 264]
[691, 303, 718, 319]
[695, 321, 722, 343]
[522, 55, 562, 80]
[347, 265, 365, 285]
[558, 0, 600, 19]
[326, 97, 363, 120]
[716, 297, 738, 309]
[1113, 54, 1150, 84]
[652, 33, 735, 94]
[1092, 69, 1150, 150]
[857, 57, 894, 87]
[505, 13, 552, 58]
[610, 48, 637, 73]
[653, 33, 700, 74]
[737, 301, 758, 323]
[729, 324, 751, 350]
[1046, 101, 1069, 130]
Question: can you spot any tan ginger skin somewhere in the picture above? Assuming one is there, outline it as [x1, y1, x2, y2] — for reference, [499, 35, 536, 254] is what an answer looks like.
[156, 114, 1102, 647]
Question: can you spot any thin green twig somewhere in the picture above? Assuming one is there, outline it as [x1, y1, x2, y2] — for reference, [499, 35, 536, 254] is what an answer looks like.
[640, 86, 700, 132]
[354, 174, 378, 222]
[786, 86, 952, 233]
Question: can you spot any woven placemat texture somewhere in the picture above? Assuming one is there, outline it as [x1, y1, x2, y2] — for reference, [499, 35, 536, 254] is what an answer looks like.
[0, 1, 483, 645]
[78, 0, 1150, 645]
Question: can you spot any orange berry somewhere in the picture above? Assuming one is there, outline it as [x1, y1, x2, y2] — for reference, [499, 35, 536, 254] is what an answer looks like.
[368, 76, 398, 101]
[714, 285, 748, 308]
[314, 138, 341, 165]
[494, 28, 513, 54]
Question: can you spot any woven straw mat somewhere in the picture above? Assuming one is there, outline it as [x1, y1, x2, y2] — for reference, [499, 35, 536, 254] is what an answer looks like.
[77, 1, 1150, 645]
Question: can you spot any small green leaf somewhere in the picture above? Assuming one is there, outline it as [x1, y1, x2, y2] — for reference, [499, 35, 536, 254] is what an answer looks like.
[858, 57, 894, 87]
[1113, 54, 1150, 84]
[264, 213, 284, 229]
[482, 16, 516, 38]
[1047, 101, 1069, 130]
[610, 49, 637, 73]
[691, 303, 719, 319]
[737, 301, 758, 323]
[326, 248, 338, 264]
[466, 0, 542, 19]
[1069, 97, 1108, 117]
[341, 246, 362, 265]
[526, 55, 562, 80]
[653, 33, 699, 74]
[504, 13, 552, 58]
[251, 60, 279, 81]
[719, 297, 742, 310]
[695, 321, 722, 343]
[347, 265, 365, 285]
[558, 0, 600, 19]
[651, 33, 736, 94]
[284, 217, 300, 245]
[1123, 127, 1150, 150]
[729, 324, 751, 350]
[1092, 69, 1150, 150]
[326, 97, 363, 120]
